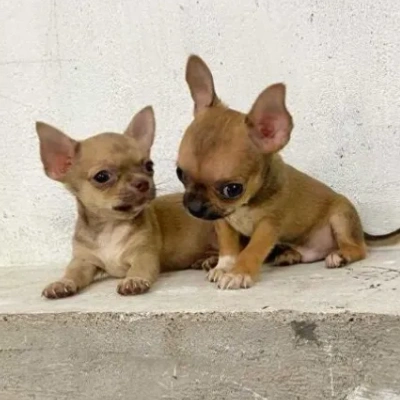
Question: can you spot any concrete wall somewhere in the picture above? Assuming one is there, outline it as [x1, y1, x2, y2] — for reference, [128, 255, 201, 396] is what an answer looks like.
[1, 0, 399, 267]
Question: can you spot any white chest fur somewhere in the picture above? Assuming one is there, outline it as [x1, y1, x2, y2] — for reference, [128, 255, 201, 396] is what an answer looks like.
[96, 223, 131, 277]
[225, 206, 255, 237]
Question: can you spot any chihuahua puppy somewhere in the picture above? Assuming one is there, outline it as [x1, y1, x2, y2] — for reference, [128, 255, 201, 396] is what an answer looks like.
[177, 55, 400, 290]
[37, 106, 215, 298]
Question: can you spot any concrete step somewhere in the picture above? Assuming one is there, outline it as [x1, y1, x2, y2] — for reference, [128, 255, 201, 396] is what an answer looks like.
[1, 248, 400, 400]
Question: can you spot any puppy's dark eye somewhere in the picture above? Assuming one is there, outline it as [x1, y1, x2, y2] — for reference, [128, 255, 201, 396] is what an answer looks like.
[219, 183, 243, 199]
[144, 160, 154, 173]
[93, 170, 111, 183]
[176, 167, 184, 182]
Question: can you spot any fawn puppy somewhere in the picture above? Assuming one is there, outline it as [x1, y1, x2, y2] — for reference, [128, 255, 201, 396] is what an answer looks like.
[176, 55, 400, 290]
[37, 106, 215, 298]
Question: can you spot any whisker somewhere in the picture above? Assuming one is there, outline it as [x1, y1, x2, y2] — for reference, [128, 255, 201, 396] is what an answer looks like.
[154, 157, 178, 163]
[155, 186, 182, 191]
[155, 182, 174, 188]
[154, 180, 176, 186]
[154, 189, 172, 194]
[155, 182, 180, 188]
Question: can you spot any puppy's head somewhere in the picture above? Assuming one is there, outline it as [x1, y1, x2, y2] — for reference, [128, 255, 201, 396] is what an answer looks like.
[36, 106, 156, 220]
[177, 55, 294, 220]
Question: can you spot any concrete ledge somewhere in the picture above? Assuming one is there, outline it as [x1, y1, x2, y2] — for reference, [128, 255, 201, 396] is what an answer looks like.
[1, 248, 400, 399]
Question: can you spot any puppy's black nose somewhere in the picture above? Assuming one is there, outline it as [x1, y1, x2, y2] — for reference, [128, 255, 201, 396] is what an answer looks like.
[185, 200, 221, 220]
[183, 192, 222, 220]
[187, 200, 207, 218]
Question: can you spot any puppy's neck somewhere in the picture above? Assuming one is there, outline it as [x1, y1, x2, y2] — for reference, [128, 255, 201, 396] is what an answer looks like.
[247, 153, 286, 207]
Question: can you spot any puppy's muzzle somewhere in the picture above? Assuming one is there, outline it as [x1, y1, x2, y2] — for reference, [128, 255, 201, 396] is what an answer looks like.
[183, 194, 221, 220]
[113, 177, 155, 213]
[130, 178, 150, 193]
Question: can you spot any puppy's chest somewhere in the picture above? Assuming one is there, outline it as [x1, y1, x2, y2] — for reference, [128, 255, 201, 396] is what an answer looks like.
[225, 207, 255, 237]
[95, 223, 132, 277]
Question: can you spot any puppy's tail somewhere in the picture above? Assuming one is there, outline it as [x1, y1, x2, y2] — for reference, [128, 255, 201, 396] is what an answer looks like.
[364, 228, 400, 247]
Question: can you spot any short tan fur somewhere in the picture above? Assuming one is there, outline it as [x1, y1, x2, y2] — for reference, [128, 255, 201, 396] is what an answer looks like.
[177, 55, 400, 290]
[37, 106, 215, 298]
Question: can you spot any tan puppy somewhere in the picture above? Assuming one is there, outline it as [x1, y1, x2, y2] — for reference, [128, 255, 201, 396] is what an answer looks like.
[176, 55, 400, 290]
[36, 106, 215, 298]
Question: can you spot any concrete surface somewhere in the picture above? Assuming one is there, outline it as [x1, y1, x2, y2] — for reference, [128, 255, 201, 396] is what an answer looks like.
[1, 0, 400, 268]
[1, 248, 400, 400]
[1, 248, 400, 316]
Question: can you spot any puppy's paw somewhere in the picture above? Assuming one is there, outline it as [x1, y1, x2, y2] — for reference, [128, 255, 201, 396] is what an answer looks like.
[207, 267, 226, 282]
[217, 272, 254, 290]
[325, 251, 347, 269]
[42, 279, 77, 299]
[202, 255, 219, 271]
[117, 277, 150, 296]
[272, 248, 302, 266]
[207, 255, 236, 282]
[190, 255, 219, 271]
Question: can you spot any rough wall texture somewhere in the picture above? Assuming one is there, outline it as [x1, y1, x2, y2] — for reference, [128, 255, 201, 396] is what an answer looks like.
[1, 0, 399, 267]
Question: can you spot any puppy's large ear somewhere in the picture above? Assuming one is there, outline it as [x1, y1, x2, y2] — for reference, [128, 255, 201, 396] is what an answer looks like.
[246, 84, 293, 153]
[185, 55, 218, 115]
[124, 106, 155, 156]
[35, 122, 78, 181]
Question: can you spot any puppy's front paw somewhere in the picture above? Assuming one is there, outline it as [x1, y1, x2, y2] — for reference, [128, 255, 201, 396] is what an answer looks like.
[207, 267, 226, 282]
[217, 272, 254, 290]
[42, 279, 77, 299]
[117, 277, 150, 296]
[207, 255, 236, 282]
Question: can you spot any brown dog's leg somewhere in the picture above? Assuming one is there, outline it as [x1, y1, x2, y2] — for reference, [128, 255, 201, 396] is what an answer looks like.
[208, 220, 242, 283]
[190, 254, 219, 271]
[325, 201, 367, 268]
[218, 219, 278, 289]
[117, 251, 160, 296]
[272, 245, 302, 266]
[42, 258, 98, 299]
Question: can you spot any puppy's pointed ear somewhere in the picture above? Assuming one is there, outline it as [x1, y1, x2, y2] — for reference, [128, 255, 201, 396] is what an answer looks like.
[246, 83, 293, 153]
[185, 55, 218, 115]
[124, 106, 155, 156]
[35, 121, 78, 181]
